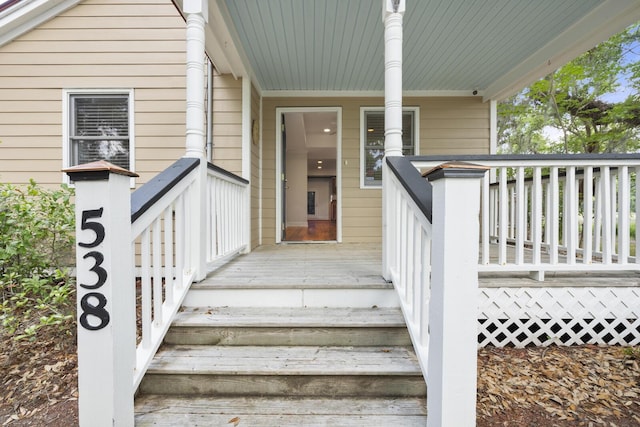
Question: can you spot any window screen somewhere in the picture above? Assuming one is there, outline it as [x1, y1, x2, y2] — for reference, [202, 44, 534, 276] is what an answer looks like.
[69, 94, 130, 170]
[363, 110, 415, 187]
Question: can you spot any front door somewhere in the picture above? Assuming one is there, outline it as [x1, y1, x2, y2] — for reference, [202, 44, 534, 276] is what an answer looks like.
[276, 107, 341, 243]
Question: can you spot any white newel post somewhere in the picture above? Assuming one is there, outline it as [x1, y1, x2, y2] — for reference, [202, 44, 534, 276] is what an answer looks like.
[64, 161, 139, 427]
[184, 0, 208, 280]
[382, 0, 405, 280]
[425, 163, 488, 427]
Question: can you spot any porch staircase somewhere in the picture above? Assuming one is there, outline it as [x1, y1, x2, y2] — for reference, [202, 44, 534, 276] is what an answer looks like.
[134, 245, 427, 426]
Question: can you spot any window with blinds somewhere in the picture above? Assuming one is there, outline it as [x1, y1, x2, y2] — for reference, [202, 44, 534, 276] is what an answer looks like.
[69, 94, 131, 170]
[362, 109, 416, 187]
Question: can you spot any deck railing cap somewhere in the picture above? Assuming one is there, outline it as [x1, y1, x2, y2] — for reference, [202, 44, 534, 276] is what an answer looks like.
[63, 160, 139, 181]
[423, 161, 489, 181]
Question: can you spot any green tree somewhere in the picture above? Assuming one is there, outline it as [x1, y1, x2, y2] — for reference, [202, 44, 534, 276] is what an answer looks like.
[499, 23, 640, 154]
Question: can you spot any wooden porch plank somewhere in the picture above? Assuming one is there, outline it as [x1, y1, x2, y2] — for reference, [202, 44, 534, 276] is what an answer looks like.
[480, 270, 640, 288]
[135, 396, 427, 416]
[136, 413, 427, 426]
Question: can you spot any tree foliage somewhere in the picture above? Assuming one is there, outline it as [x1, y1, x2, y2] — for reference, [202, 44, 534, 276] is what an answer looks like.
[499, 23, 640, 154]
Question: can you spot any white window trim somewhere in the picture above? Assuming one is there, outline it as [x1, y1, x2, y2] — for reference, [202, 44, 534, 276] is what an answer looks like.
[359, 106, 420, 189]
[62, 88, 136, 187]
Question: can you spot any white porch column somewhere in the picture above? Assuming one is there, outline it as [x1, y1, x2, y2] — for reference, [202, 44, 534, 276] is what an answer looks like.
[425, 163, 488, 427]
[184, 0, 208, 280]
[382, 0, 404, 157]
[184, 0, 207, 159]
[382, 0, 405, 280]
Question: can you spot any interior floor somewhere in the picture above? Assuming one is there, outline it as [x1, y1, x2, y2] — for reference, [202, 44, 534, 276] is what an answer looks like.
[285, 220, 337, 242]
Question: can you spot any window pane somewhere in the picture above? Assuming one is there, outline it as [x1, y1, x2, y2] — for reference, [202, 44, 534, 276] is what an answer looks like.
[363, 109, 415, 187]
[70, 94, 130, 170]
[73, 139, 130, 170]
[364, 148, 384, 186]
[365, 112, 385, 149]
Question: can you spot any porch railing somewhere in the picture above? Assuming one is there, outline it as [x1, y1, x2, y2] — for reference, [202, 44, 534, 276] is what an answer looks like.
[205, 164, 250, 269]
[130, 157, 200, 389]
[385, 153, 640, 426]
[68, 157, 249, 426]
[132, 160, 249, 388]
[412, 154, 640, 280]
[385, 156, 487, 427]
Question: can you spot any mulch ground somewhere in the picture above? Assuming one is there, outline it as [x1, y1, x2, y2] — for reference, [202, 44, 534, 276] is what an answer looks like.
[1, 335, 638, 426]
[478, 346, 640, 426]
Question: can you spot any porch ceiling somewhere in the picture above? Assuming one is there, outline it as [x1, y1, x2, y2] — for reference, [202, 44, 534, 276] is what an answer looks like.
[201, 0, 640, 100]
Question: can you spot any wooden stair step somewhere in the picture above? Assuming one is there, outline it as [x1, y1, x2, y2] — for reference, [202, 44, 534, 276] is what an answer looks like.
[139, 372, 426, 397]
[147, 345, 420, 376]
[140, 345, 426, 397]
[135, 396, 427, 426]
[165, 307, 412, 346]
[172, 307, 406, 327]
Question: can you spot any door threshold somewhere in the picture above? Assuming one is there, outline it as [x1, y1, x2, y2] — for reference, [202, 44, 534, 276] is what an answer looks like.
[280, 241, 338, 245]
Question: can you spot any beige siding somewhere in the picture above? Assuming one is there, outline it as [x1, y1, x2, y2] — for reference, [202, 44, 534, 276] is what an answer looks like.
[261, 96, 489, 244]
[211, 73, 242, 176]
[0, 0, 187, 188]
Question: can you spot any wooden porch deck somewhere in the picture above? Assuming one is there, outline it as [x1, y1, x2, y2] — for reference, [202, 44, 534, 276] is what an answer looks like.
[200, 242, 640, 289]
[202, 243, 388, 288]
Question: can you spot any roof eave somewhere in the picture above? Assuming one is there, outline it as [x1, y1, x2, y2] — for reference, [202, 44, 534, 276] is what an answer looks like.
[0, 0, 81, 47]
[483, 0, 640, 102]
[175, 0, 255, 89]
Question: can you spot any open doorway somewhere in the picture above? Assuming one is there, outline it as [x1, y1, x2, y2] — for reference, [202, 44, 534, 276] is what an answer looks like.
[276, 108, 341, 243]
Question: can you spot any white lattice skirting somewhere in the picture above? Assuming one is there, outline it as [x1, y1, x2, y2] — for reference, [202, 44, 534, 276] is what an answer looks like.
[478, 288, 640, 347]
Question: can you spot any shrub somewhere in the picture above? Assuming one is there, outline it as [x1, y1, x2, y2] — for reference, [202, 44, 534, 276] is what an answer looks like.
[0, 180, 76, 340]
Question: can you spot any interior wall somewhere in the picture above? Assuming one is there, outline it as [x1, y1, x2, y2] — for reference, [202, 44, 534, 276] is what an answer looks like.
[307, 178, 332, 220]
[283, 113, 309, 227]
[285, 150, 308, 227]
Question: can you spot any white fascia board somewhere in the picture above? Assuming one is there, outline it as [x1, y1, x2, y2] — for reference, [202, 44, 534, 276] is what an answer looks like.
[261, 90, 477, 98]
[404, 90, 482, 98]
[483, 0, 640, 102]
[204, 25, 234, 75]
[0, 0, 81, 47]
[206, 0, 252, 83]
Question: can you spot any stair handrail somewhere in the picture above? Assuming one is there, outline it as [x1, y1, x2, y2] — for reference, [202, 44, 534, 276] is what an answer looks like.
[130, 157, 201, 390]
[68, 157, 250, 426]
[385, 156, 487, 426]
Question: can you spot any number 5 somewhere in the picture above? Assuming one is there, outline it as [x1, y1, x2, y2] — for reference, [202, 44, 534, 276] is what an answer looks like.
[79, 208, 105, 248]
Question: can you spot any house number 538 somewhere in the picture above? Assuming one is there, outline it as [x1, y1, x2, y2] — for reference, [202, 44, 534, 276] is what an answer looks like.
[78, 208, 110, 331]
